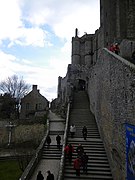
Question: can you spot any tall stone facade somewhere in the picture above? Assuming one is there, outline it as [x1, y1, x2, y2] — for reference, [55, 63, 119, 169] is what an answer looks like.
[52, 1, 135, 179]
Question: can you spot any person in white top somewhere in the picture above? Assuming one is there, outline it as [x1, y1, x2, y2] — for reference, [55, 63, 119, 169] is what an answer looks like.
[70, 124, 76, 138]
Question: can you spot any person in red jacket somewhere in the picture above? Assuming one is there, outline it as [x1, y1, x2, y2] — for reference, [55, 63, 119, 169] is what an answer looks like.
[109, 44, 115, 52]
[74, 157, 81, 176]
[64, 144, 74, 163]
[114, 43, 120, 55]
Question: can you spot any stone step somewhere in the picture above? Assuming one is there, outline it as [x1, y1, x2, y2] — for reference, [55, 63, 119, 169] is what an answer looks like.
[65, 157, 109, 162]
[42, 154, 61, 158]
[68, 136, 101, 139]
[49, 130, 64, 135]
[64, 169, 112, 175]
[43, 144, 62, 148]
[42, 156, 61, 160]
[63, 91, 113, 180]
[49, 119, 65, 122]
[64, 175, 113, 180]
[42, 150, 62, 154]
[65, 163, 111, 168]
[70, 153, 107, 158]
[68, 141, 104, 147]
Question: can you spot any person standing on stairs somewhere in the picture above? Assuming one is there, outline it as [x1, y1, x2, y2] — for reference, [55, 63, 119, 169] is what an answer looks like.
[46, 170, 54, 180]
[114, 43, 120, 55]
[82, 126, 87, 140]
[56, 134, 61, 149]
[36, 171, 44, 180]
[74, 157, 81, 176]
[46, 135, 51, 148]
[64, 143, 74, 163]
[70, 124, 76, 138]
[76, 144, 84, 158]
[82, 152, 88, 174]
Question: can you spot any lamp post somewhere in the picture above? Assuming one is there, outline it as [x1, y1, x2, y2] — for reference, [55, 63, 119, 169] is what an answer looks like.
[5, 121, 16, 147]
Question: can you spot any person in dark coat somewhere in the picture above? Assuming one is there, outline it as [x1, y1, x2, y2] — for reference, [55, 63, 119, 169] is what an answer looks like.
[46, 170, 54, 180]
[46, 135, 51, 147]
[82, 126, 87, 140]
[131, 50, 135, 64]
[76, 144, 84, 158]
[82, 152, 88, 173]
[36, 171, 44, 180]
[56, 134, 61, 149]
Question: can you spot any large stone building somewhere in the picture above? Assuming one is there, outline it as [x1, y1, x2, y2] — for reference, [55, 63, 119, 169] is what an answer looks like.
[52, 0, 135, 179]
[20, 85, 49, 119]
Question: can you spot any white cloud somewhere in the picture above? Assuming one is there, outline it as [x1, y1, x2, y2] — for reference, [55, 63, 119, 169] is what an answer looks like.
[0, 0, 22, 40]
[0, 50, 69, 101]
[0, 0, 100, 101]
[23, 0, 100, 39]
[8, 27, 49, 47]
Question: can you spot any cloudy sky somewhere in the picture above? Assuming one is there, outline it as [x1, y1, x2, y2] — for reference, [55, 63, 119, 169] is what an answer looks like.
[0, 0, 100, 101]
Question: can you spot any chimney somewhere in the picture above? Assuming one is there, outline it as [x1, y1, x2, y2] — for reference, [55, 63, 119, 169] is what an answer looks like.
[32, 85, 37, 90]
[75, 28, 78, 37]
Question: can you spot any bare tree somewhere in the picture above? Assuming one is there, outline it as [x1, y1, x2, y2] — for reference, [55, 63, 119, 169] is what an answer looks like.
[0, 75, 30, 118]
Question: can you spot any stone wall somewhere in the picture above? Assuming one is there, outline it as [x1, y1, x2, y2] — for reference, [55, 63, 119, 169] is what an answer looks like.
[120, 39, 135, 60]
[88, 48, 135, 179]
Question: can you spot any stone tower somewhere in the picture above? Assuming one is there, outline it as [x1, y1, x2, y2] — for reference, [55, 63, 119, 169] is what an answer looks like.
[71, 28, 94, 67]
[71, 28, 80, 65]
[100, 0, 135, 47]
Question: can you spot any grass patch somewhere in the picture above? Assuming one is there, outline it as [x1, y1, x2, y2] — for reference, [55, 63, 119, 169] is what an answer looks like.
[0, 160, 22, 180]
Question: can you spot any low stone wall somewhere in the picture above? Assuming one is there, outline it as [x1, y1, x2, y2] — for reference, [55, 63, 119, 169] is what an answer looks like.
[88, 48, 135, 180]
[19, 119, 49, 180]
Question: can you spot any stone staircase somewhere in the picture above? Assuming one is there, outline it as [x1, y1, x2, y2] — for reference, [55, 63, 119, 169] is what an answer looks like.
[63, 91, 113, 180]
[42, 130, 64, 160]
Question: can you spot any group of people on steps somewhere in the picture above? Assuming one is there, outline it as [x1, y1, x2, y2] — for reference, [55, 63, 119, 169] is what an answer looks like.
[37, 124, 88, 179]
[109, 42, 135, 64]
[64, 124, 89, 176]
[36, 134, 61, 179]
[46, 134, 61, 149]
[36, 170, 54, 180]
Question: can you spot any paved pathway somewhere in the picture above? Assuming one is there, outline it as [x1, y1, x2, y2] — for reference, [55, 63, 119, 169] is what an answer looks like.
[30, 111, 65, 180]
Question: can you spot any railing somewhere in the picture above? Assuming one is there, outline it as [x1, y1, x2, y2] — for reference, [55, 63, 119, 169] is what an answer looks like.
[19, 119, 50, 180]
[57, 103, 70, 180]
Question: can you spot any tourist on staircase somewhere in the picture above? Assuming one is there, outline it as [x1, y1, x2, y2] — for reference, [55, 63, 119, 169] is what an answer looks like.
[46, 170, 54, 180]
[46, 135, 51, 148]
[56, 134, 61, 149]
[82, 152, 89, 174]
[114, 43, 120, 55]
[64, 143, 74, 163]
[109, 44, 115, 52]
[73, 157, 81, 176]
[131, 50, 135, 64]
[70, 124, 76, 138]
[76, 144, 84, 158]
[36, 171, 44, 180]
[82, 126, 87, 140]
